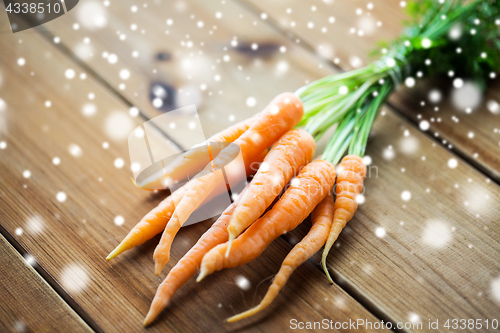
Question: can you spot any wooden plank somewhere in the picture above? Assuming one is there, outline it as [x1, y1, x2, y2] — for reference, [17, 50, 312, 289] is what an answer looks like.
[0, 235, 92, 333]
[245, 0, 500, 180]
[0, 31, 380, 332]
[389, 79, 500, 180]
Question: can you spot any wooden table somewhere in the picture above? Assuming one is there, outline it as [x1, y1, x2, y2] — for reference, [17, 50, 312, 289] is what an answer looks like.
[1, 0, 499, 332]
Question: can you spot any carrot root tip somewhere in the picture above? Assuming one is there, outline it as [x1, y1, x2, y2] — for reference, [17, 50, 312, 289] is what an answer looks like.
[321, 252, 334, 284]
[226, 306, 260, 322]
[154, 261, 165, 277]
[106, 246, 123, 261]
[226, 314, 243, 323]
[143, 314, 156, 327]
[196, 267, 208, 282]
[225, 236, 235, 258]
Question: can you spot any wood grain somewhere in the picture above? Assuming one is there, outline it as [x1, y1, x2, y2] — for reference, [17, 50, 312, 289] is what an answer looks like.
[0, 235, 92, 333]
[245, 0, 500, 180]
[0, 31, 380, 332]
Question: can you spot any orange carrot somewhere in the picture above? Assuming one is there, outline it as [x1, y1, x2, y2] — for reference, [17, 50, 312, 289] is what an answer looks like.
[226, 192, 334, 322]
[207, 114, 258, 144]
[106, 185, 188, 261]
[153, 93, 304, 275]
[321, 155, 366, 283]
[226, 129, 315, 256]
[143, 202, 237, 326]
[197, 160, 336, 282]
[209, 92, 304, 178]
[182, 114, 258, 160]
[181, 142, 229, 161]
[106, 150, 266, 261]
[153, 170, 223, 275]
[231, 92, 304, 166]
[137, 115, 257, 190]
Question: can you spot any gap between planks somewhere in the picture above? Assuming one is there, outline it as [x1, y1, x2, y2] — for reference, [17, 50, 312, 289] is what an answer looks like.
[0, 223, 102, 333]
[234, 0, 500, 187]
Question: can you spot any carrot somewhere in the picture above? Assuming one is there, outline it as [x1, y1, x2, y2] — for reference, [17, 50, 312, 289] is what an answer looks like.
[208, 92, 304, 178]
[230, 92, 304, 166]
[106, 185, 188, 261]
[153, 93, 304, 275]
[226, 129, 315, 256]
[226, 192, 334, 322]
[209, 114, 257, 142]
[137, 115, 257, 190]
[110, 116, 261, 259]
[321, 154, 366, 283]
[106, 150, 266, 261]
[153, 170, 223, 275]
[143, 202, 237, 326]
[196, 160, 336, 282]
[181, 142, 229, 161]
[182, 114, 258, 160]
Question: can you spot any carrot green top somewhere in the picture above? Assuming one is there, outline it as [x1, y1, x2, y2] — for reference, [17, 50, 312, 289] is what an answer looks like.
[296, 0, 500, 165]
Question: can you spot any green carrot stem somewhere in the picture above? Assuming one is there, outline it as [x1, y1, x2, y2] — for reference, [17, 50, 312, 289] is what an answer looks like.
[296, 0, 500, 162]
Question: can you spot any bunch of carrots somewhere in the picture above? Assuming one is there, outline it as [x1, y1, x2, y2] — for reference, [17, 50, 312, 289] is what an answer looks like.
[106, 0, 500, 325]
[107, 92, 366, 325]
